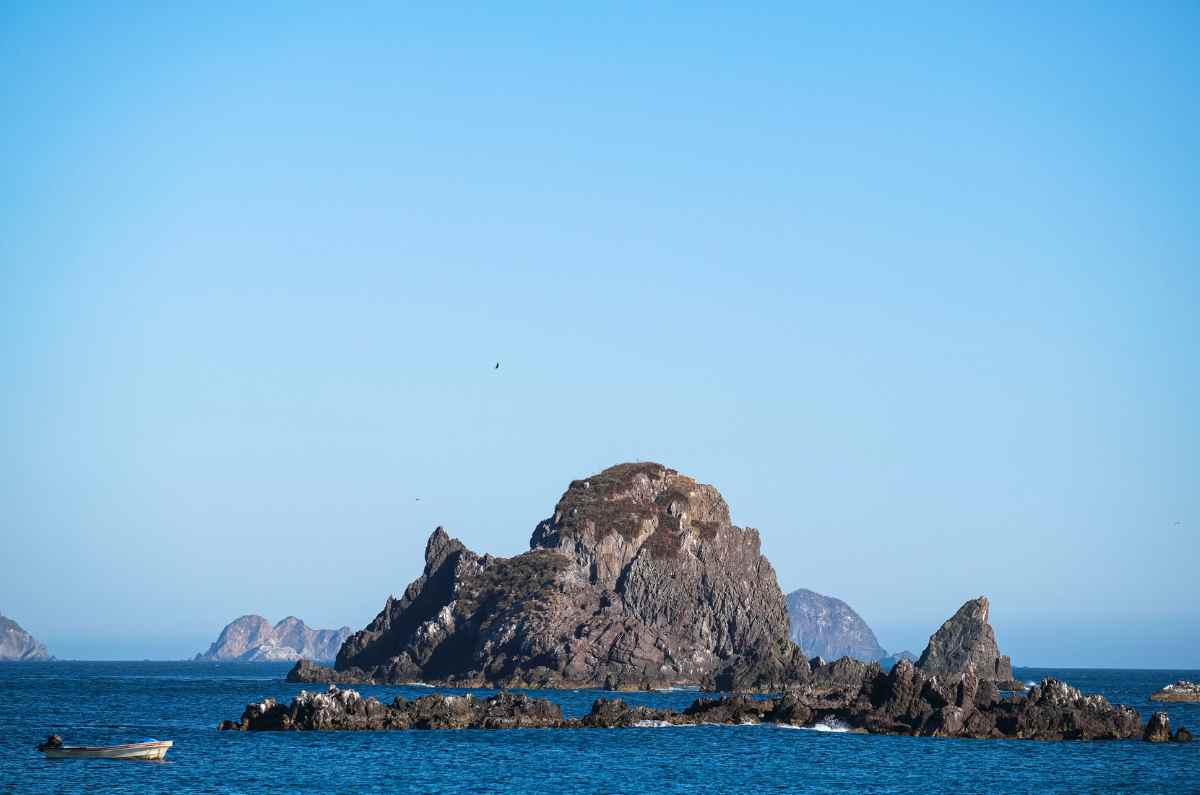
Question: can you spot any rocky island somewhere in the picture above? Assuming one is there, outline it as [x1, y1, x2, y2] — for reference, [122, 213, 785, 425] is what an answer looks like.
[290, 463, 805, 690]
[196, 616, 351, 662]
[785, 588, 887, 662]
[248, 461, 1166, 743]
[784, 589, 921, 672]
[0, 614, 51, 661]
[1150, 680, 1200, 702]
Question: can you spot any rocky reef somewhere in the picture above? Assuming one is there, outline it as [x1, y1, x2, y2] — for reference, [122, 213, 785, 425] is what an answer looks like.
[0, 614, 51, 661]
[785, 588, 887, 662]
[290, 463, 806, 690]
[916, 597, 1024, 690]
[225, 660, 1166, 741]
[220, 687, 564, 731]
[1143, 711, 1193, 743]
[196, 616, 351, 662]
[1149, 680, 1200, 702]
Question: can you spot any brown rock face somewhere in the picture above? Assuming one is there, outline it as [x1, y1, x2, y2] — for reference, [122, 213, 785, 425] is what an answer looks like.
[294, 463, 805, 690]
[916, 597, 1022, 690]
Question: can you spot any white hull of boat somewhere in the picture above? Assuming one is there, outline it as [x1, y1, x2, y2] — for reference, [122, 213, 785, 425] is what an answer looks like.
[42, 740, 173, 760]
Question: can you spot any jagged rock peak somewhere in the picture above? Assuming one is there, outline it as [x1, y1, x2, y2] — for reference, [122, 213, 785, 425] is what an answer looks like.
[425, 526, 465, 568]
[916, 597, 1021, 689]
[0, 614, 51, 661]
[196, 615, 352, 662]
[299, 462, 805, 690]
[785, 588, 887, 662]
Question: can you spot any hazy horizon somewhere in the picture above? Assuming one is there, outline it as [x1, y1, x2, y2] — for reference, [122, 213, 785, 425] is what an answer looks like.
[3, 4, 1197, 667]
[19, 590, 1200, 670]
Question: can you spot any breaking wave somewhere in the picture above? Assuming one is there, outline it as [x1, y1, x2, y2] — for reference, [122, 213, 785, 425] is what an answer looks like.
[805, 719, 853, 733]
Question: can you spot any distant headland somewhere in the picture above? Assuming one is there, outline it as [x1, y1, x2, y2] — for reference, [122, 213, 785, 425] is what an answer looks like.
[784, 587, 914, 671]
[0, 614, 51, 661]
[195, 616, 351, 662]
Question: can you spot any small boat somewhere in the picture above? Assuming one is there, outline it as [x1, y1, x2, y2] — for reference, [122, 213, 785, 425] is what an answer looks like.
[38, 735, 173, 760]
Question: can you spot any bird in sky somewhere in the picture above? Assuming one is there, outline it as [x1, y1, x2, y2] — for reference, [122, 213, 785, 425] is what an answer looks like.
[494, 362, 500, 369]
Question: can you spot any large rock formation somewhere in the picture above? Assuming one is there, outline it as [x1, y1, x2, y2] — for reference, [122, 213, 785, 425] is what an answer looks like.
[785, 588, 887, 662]
[916, 597, 1024, 690]
[224, 666, 1161, 741]
[196, 616, 351, 662]
[291, 463, 807, 690]
[0, 614, 51, 661]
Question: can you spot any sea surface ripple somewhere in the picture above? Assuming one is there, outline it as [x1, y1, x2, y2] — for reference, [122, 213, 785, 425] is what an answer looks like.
[1, 662, 1197, 793]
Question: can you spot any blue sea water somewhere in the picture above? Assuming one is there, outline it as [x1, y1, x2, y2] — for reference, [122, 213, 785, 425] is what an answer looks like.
[1, 662, 1197, 793]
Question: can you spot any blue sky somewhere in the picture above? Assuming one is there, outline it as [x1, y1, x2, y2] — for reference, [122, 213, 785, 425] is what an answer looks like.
[2, 2, 1196, 665]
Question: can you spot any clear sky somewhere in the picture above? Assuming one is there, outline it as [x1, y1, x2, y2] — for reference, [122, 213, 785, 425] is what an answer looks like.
[2, 2, 1196, 666]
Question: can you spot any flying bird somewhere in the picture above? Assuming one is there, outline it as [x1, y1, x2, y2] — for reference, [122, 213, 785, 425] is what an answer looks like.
[494, 362, 500, 370]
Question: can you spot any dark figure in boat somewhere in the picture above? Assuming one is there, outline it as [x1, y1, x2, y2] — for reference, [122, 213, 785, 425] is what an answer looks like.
[37, 735, 63, 751]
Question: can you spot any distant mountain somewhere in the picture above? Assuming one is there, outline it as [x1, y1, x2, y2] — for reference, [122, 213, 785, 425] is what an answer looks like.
[0, 614, 51, 661]
[879, 650, 917, 671]
[195, 616, 351, 662]
[785, 588, 887, 662]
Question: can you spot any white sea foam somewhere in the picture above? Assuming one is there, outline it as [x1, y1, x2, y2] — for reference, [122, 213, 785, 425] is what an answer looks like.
[632, 720, 687, 728]
[1025, 681, 1037, 687]
[697, 721, 760, 727]
[805, 719, 852, 733]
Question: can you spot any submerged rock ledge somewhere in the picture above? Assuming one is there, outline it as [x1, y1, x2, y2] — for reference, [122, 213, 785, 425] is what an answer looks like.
[224, 661, 1184, 742]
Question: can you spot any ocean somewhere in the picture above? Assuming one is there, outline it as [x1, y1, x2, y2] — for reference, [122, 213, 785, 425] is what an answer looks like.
[2, 662, 1196, 793]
